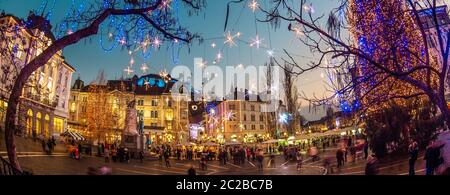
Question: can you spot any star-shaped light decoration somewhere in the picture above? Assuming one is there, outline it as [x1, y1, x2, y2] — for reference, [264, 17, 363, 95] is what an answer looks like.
[223, 111, 236, 121]
[211, 42, 216, 48]
[160, 0, 172, 10]
[140, 63, 149, 73]
[119, 37, 127, 45]
[129, 57, 135, 65]
[198, 59, 208, 68]
[108, 32, 113, 38]
[248, 0, 259, 12]
[249, 34, 264, 49]
[159, 69, 170, 83]
[216, 52, 223, 63]
[303, 3, 315, 14]
[124, 66, 134, 75]
[67, 29, 74, 35]
[267, 49, 275, 57]
[153, 37, 161, 49]
[291, 24, 304, 38]
[224, 31, 241, 47]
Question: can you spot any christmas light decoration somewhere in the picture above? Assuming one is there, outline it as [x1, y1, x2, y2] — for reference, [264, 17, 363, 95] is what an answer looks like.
[124, 66, 134, 75]
[249, 34, 263, 49]
[248, 0, 259, 12]
[349, 0, 439, 112]
[224, 31, 241, 47]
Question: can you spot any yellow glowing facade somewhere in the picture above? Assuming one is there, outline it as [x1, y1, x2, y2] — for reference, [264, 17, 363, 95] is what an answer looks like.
[0, 15, 75, 138]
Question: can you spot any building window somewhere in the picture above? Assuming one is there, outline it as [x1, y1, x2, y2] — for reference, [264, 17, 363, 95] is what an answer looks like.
[151, 99, 158, 106]
[70, 102, 76, 112]
[251, 125, 256, 130]
[244, 125, 247, 130]
[260, 125, 264, 130]
[54, 117, 64, 134]
[144, 110, 151, 118]
[36, 112, 42, 135]
[137, 99, 144, 106]
[259, 114, 264, 121]
[244, 114, 247, 121]
[251, 114, 255, 121]
[229, 104, 235, 110]
[44, 114, 50, 138]
[251, 105, 255, 111]
[26, 109, 33, 136]
[151, 111, 158, 118]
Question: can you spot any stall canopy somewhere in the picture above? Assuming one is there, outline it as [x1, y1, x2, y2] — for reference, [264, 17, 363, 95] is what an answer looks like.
[61, 131, 85, 141]
[224, 141, 242, 145]
[202, 142, 219, 146]
[262, 139, 279, 144]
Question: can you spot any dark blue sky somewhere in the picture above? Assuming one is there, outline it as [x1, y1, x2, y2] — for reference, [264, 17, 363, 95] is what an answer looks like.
[0, 0, 339, 120]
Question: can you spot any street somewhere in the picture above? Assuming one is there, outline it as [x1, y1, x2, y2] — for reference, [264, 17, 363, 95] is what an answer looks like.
[3, 146, 426, 175]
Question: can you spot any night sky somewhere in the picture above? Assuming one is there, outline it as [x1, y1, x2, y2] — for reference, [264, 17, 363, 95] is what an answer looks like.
[0, 0, 341, 120]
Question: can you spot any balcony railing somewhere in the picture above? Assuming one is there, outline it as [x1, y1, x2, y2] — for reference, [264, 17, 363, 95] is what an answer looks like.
[23, 92, 58, 108]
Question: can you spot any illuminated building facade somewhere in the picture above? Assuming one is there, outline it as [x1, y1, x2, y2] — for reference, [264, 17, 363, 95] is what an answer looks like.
[0, 14, 75, 138]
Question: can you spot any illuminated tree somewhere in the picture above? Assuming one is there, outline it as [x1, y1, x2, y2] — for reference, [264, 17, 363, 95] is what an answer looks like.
[85, 84, 114, 143]
[2, 0, 205, 171]
[255, 0, 450, 133]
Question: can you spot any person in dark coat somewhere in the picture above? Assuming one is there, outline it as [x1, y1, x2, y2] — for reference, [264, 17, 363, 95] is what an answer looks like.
[336, 149, 344, 168]
[424, 141, 445, 175]
[188, 165, 196, 175]
[365, 154, 379, 175]
[363, 142, 369, 160]
[408, 141, 419, 175]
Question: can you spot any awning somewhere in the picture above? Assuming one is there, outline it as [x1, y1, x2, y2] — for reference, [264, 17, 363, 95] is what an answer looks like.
[262, 139, 278, 144]
[61, 131, 85, 141]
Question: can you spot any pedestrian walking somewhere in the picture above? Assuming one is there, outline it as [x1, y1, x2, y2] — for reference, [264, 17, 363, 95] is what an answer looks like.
[104, 147, 110, 163]
[408, 141, 419, 175]
[296, 152, 303, 171]
[164, 150, 171, 168]
[256, 149, 264, 171]
[188, 165, 196, 175]
[365, 154, 379, 175]
[139, 151, 144, 163]
[200, 155, 207, 171]
[269, 153, 276, 168]
[336, 149, 344, 168]
[424, 141, 445, 175]
[364, 142, 369, 160]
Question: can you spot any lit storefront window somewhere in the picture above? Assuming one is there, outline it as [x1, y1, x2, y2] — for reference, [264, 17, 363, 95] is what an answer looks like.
[53, 117, 64, 134]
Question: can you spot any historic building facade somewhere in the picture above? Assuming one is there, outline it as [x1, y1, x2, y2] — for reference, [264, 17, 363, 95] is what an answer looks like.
[68, 74, 189, 146]
[0, 14, 75, 138]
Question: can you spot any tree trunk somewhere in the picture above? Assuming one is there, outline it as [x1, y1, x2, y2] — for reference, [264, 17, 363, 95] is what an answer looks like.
[4, 76, 27, 172]
[436, 98, 450, 131]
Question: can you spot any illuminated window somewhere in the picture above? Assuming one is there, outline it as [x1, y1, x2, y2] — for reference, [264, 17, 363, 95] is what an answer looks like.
[36, 112, 42, 135]
[165, 110, 173, 121]
[26, 109, 33, 136]
[70, 102, 76, 112]
[53, 118, 64, 134]
[44, 114, 50, 138]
